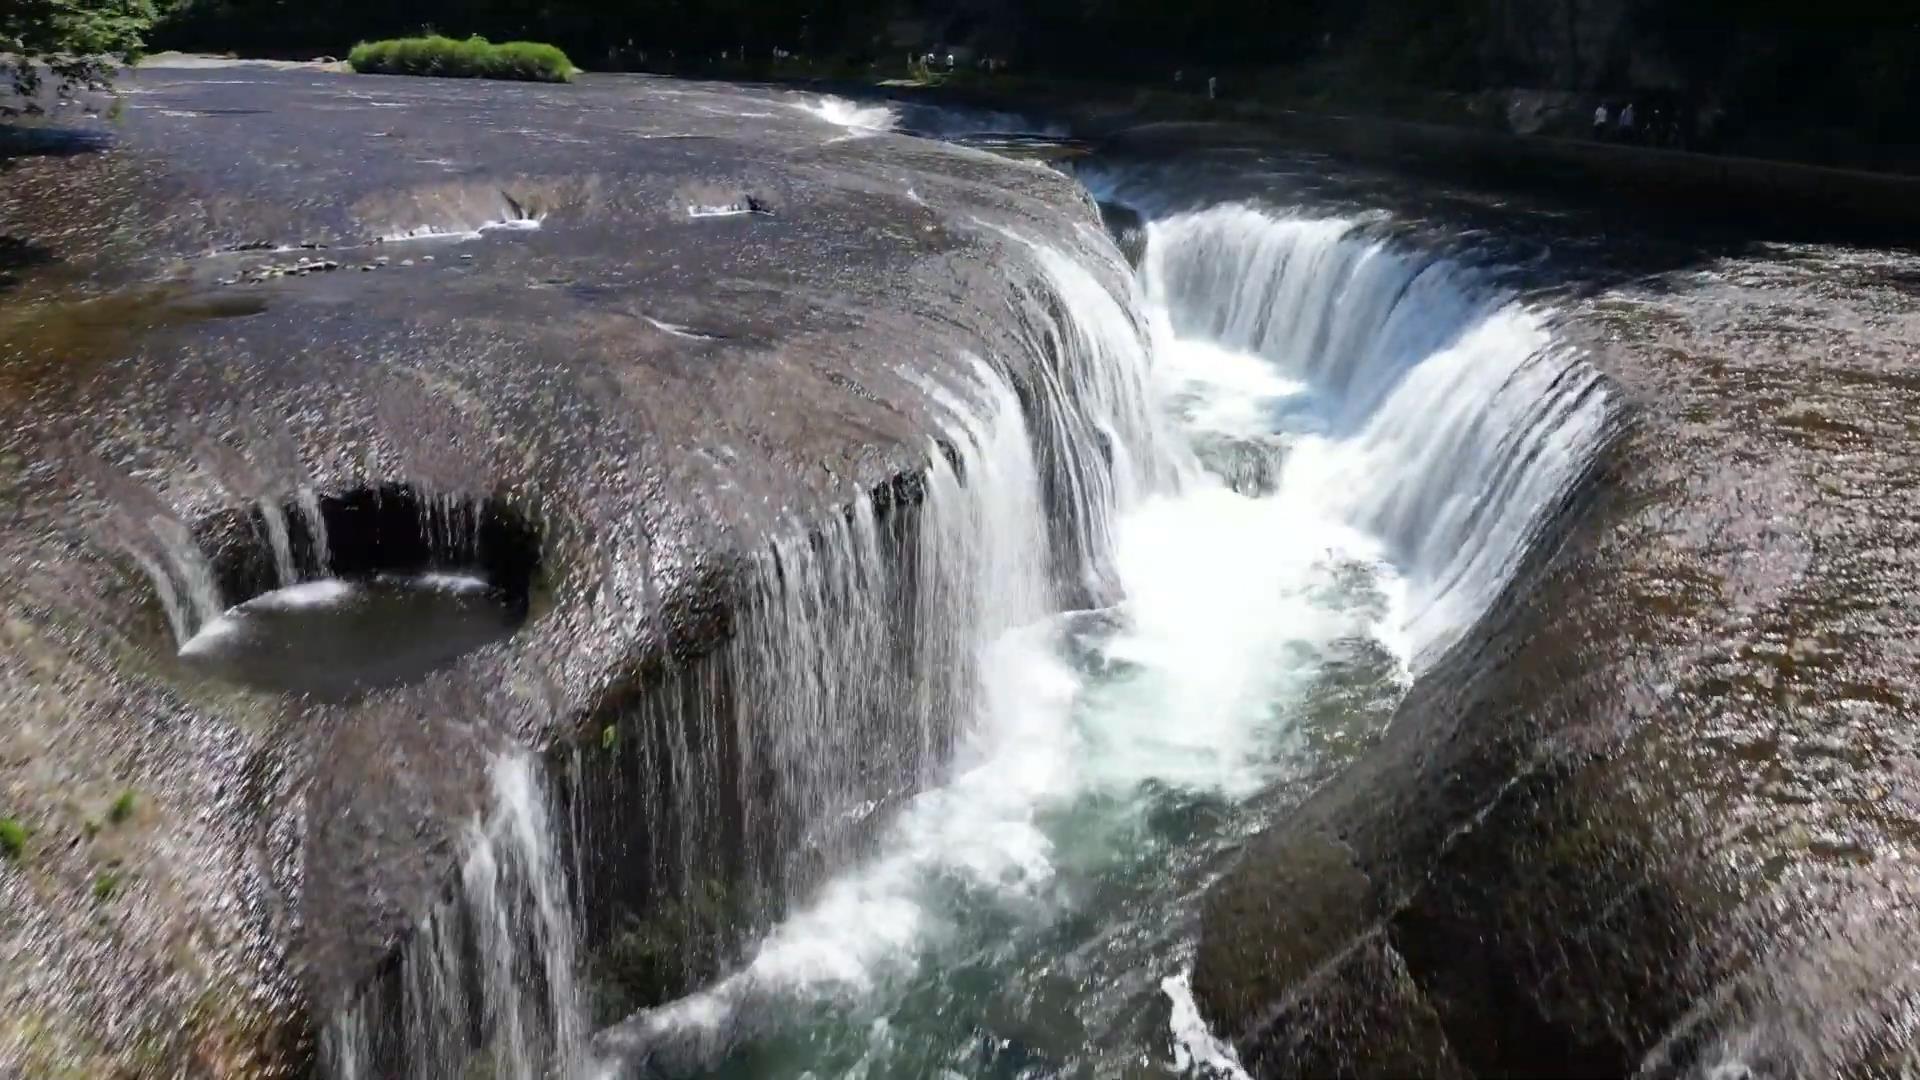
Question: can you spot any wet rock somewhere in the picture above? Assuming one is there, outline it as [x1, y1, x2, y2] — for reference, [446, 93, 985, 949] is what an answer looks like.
[0, 61, 1130, 1076]
[1097, 199, 1146, 267]
[1194, 187, 1920, 1077]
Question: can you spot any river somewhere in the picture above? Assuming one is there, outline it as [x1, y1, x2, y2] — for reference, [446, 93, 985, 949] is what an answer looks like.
[5, 65, 1919, 1080]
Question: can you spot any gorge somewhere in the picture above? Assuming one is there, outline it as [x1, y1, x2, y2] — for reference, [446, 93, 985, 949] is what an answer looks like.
[3, 60, 1918, 1080]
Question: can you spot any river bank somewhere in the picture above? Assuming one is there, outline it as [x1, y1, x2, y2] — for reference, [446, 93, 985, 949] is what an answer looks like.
[856, 72, 1920, 241]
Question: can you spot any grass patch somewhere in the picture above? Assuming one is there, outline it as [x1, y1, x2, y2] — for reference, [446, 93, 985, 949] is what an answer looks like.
[107, 789, 136, 825]
[348, 35, 575, 83]
[92, 871, 121, 902]
[0, 818, 28, 860]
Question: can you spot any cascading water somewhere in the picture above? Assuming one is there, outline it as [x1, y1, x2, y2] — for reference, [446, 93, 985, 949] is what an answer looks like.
[325, 223, 1178, 1078]
[799, 94, 1067, 143]
[319, 174, 1608, 1077]
[1141, 206, 1611, 660]
[580, 200, 1608, 1077]
[326, 752, 585, 1080]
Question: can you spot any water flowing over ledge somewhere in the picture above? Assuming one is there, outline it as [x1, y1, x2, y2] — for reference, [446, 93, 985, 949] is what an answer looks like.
[52, 70, 1613, 1074]
[556, 204, 1615, 1074]
[299, 174, 1614, 1076]
[1140, 204, 1612, 664]
[319, 219, 1181, 1077]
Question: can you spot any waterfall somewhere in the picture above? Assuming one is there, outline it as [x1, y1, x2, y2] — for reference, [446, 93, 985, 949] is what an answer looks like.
[589, 354, 1075, 1072]
[322, 223, 1177, 1077]
[322, 190, 1614, 1078]
[579, 200, 1612, 1075]
[80, 452, 227, 642]
[143, 514, 226, 639]
[299, 485, 333, 572]
[256, 494, 299, 585]
[1142, 205, 1610, 660]
[325, 752, 585, 1080]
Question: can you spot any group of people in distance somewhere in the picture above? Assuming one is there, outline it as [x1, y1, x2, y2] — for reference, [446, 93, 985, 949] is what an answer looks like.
[1592, 100, 1686, 148]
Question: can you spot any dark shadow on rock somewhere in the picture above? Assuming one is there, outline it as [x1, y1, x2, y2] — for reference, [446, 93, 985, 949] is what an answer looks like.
[0, 123, 111, 163]
[0, 234, 52, 293]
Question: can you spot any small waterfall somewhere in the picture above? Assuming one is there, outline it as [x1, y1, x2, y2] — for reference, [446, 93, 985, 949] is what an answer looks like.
[589, 356, 1070, 1071]
[999, 226, 1194, 601]
[299, 486, 333, 572]
[326, 752, 584, 1080]
[192, 433, 302, 588]
[78, 454, 226, 640]
[1142, 205, 1611, 659]
[252, 422, 334, 578]
[146, 515, 226, 632]
[256, 494, 299, 585]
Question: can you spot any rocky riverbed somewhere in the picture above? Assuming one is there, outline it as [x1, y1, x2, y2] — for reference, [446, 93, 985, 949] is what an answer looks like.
[7, 60, 1920, 1080]
[0, 62, 1124, 1075]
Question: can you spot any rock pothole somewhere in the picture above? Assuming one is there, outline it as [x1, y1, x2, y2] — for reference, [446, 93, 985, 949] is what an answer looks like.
[177, 484, 541, 700]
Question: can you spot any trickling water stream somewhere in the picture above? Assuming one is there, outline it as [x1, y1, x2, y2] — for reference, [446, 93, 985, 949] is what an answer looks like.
[325, 753, 586, 1080]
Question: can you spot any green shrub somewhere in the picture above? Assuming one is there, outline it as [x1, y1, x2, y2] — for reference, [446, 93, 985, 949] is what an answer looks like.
[347, 35, 575, 83]
[0, 817, 27, 860]
[108, 789, 137, 825]
[93, 870, 122, 902]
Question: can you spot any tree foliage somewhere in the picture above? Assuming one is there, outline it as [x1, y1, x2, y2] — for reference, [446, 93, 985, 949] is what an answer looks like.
[156, 0, 898, 69]
[2, 0, 155, 109]
[141, 0, 1920, 153]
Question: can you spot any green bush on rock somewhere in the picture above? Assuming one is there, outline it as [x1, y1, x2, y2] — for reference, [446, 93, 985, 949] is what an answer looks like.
[347, 35, 575, 83]
[0, 817, 27, 860]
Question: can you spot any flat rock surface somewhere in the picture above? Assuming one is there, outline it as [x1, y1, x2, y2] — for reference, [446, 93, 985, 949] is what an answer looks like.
[0, 66, 1112, 1074]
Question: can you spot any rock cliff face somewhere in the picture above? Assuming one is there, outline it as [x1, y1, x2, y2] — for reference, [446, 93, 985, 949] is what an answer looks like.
[0, 64, 1123, 1075]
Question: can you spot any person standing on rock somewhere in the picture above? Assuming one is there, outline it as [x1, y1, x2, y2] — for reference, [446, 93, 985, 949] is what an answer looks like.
[1594, 102, 1610, 140]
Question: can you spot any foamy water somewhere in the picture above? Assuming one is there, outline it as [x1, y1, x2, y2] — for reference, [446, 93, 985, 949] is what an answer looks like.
[378, 216, 543, 244]
[589, 214, 1452, 1076]
[798, 95, 900, 134]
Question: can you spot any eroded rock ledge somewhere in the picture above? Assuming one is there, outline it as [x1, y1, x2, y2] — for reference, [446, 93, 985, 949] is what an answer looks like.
[0, 67, 1122, 1074]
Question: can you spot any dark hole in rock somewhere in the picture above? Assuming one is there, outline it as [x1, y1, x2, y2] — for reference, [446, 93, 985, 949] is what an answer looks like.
[180, 483, 540, 701]
[1097, 200, 1147, 268]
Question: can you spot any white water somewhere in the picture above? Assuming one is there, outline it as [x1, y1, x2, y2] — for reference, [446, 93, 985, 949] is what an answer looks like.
[142, 514, 226, 639]
[176, 574, 494, 657]
[798, 94, 1065, 141]
[177, 580, 351, 654]
[298, 486, 333, 571]
[256, 494, 298, 585]
[320, 184, 1607, 1077]
[685, 203, 768, 219]
[585, 201, 1606, 1077]
[1143, 206, 1610, 663]
[327, 752, 584, 1080]
[378, 216, 543, 244]
[799, 95, 900, 134]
